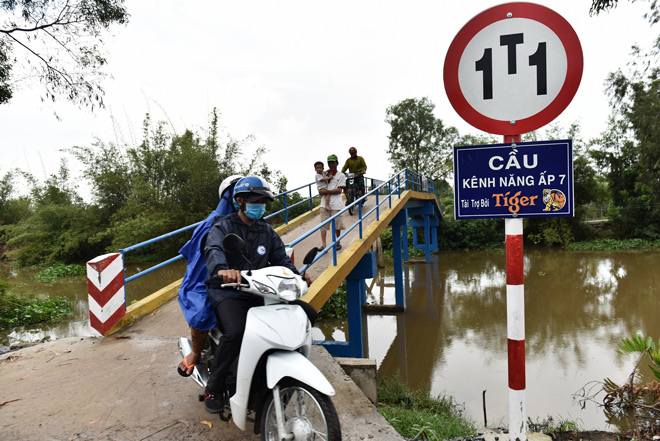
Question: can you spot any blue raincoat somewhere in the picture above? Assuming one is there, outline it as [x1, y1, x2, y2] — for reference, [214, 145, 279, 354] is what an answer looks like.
[177, 196, 235, 330]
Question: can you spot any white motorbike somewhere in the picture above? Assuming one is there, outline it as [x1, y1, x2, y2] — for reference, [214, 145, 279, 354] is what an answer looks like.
[178, 233, 341, 441]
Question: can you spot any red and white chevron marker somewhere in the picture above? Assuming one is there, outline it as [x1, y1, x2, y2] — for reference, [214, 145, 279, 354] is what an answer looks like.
[87, 253, 126, 335]
[506, 217, 526, 440]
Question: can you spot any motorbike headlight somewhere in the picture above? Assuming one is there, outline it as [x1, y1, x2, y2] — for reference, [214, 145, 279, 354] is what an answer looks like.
[253, 280, 276, 295]
[269, 276, 301, 301]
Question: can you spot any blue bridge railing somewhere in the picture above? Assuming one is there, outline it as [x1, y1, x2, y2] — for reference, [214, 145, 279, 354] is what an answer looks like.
[116, 168, 439, 290]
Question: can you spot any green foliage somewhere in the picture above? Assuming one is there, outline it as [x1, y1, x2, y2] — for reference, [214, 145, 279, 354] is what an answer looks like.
[317, 282, 347, 320]
[590, 115, 660, 239]
[590, 0, 660, 24]
[1, 108, 289, 267]
[385, 97, 459, 181]
[618, 334, 660, 380]
[602, 334, 660, 438]
[588, 36, 660, 239]
[381, 227, 443, 256]
[566, 238, 660, 251]
[0, 0, 129, 107]
[3, 162, 104, 266]
[437, 218, 504, 251]
[69, 109, 277, 257]
[0, 280, 73, 329]
[266, 187, 310, 226]
[527, 416, 581, 434]
[525, 123, 604, 246]
[526, 218, 579, 247]
[35, 263, 86, 283]
[377, 374, 475, 440]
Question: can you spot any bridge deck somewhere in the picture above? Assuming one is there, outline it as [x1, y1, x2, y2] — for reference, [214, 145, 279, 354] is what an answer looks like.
[277, 190, 442, 310]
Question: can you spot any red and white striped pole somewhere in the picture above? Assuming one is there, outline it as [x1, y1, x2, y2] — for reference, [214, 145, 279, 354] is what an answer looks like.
[504, 134, 526, 441]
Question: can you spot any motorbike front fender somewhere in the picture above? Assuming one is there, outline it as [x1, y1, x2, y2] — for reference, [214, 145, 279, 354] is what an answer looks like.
[266, 351, 335, 396]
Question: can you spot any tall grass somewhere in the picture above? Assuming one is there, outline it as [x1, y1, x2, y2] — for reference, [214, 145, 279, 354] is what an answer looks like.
[377, 374, 476, 440]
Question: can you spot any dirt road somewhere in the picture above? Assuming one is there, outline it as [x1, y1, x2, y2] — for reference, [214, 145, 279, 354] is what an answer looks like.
[0, 296, 401, 440]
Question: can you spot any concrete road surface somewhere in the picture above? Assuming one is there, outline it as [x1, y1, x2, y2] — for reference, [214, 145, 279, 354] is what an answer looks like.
[0, 296, 402, 441]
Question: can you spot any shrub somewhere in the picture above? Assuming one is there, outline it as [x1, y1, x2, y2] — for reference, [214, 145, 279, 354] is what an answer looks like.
[35, 263, 86, 283]
[317, 282, 347, 320]
[0, 280, 73, 329]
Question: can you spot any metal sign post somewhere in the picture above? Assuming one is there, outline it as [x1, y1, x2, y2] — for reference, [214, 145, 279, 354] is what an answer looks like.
[444, 3, 583, 440]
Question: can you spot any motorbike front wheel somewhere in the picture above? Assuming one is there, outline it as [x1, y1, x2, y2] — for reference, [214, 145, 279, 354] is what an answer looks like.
[261, 379, 341, 441]
[346, 190, 355, 215]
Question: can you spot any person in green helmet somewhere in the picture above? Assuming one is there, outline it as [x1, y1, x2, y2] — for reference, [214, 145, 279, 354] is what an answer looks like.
[318, 154, 346, 250]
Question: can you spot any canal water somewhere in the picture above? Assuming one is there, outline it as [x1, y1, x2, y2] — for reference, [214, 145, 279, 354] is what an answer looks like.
[0, 260, 187, 345]
[2, 249, 659, 430]
[315, 248, 660, 431]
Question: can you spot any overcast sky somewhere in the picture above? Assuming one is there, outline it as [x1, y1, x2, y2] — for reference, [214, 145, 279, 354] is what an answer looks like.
[1, 0, 657, 199]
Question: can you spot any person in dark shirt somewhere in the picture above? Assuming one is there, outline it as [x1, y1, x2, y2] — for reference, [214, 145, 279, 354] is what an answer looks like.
[201, 175, 317, 414]
[341, 146, 367, 197]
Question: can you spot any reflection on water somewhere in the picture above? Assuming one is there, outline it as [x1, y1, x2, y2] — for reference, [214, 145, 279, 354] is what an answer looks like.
[0, 260, 186, 346]
[3, 249, 659, 430]
[364, 248, 660, 430]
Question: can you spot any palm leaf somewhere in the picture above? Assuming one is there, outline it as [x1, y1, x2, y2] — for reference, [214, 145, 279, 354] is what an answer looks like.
[649, 365, 660, 381]
[618, 334, 655, 354]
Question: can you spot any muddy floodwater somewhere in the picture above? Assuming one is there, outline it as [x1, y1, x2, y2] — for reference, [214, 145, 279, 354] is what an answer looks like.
[2, 249, 659, 430]
[0, 260, 187, 345]
[315, 248, 660, 431]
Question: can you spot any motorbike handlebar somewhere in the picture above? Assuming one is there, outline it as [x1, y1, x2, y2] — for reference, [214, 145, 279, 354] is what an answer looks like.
[213, 273, 248, 289]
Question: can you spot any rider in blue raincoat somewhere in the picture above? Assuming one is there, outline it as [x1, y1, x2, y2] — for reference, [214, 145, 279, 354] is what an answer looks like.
[177, 175, 242, 376]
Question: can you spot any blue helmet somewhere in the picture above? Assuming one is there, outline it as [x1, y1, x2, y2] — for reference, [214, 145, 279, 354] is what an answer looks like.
[232, 176, 275, 202]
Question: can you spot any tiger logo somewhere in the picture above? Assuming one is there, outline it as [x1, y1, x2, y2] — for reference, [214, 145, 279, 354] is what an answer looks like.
[542, 189, 566, 211]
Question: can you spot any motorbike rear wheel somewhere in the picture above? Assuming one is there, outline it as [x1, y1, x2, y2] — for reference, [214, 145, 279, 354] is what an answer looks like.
[261, 379, 341, 441]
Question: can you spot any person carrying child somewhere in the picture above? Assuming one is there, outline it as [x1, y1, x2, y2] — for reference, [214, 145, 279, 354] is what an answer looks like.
[314, 161, 331, 210]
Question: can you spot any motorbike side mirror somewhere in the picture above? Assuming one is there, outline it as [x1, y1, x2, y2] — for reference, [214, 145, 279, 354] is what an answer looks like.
[223, 233, 247, 255]
[303, 247, 320, 265]
[223, 233, 252, 271]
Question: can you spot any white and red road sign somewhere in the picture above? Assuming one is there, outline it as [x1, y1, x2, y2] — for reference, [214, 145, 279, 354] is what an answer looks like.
[87, 253, 126, 335]
[444, 2, 583, 135]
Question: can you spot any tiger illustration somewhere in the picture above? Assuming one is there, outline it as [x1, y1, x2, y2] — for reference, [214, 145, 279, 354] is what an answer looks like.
[542, 189, 566, 211]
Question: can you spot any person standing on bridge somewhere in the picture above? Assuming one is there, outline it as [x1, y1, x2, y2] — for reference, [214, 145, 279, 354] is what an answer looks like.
[319, 154, 346, 250]
[177, 175, 243, 377]
[341, 146, 367, 198]
[202, 175, 317, 414]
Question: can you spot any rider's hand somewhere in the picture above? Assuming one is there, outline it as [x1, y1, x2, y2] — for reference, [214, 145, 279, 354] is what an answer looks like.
[303, 273, 313, 287]
[217, 269, 242, 287]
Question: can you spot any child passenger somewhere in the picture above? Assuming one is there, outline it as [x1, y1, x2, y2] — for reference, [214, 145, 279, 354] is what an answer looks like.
[314, 161, 331, 210]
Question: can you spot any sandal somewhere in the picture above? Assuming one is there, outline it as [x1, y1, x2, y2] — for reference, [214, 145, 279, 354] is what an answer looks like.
[177, 353, 198, 377]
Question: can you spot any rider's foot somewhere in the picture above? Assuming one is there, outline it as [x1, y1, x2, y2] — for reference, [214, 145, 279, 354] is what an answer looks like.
[203, 391, 225, 414]
[178, 352, 200, 376]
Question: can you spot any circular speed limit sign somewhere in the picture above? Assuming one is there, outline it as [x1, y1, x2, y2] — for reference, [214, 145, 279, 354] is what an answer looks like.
[443, 2, 583, 135]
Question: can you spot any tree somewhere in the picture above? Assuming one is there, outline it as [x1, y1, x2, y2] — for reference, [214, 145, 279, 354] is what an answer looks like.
[71, 109, 280, 254]
[590, 0, 660, 24]
[590, 67, 660, 238]
[524, 123, 604, 245]
[385, 97, 459, 180]
[0, 0, 129, 107]
[3, 160, 99, 265]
